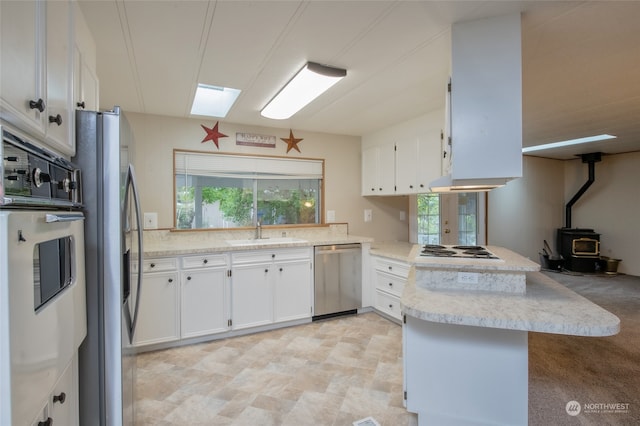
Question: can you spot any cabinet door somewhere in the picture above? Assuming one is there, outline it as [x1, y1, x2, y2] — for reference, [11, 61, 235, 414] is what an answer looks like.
[74, 47, 99, 112]
[0, 0, 45, 133]
[50, 358, 76, 426]
[231, 263, 272, 329]
[362, 146, 379, 195]
[374, 289, 402, 321]
[45, 0, 74, 155]
[395, 138, 419, 194]
[134, 272, 179, 346]
[274, 259, 312, 322]
[416, 128, 443, 191]
[181, 268, 228, 338]
[362, 144, 396, 195]
[378, 143, 396, 195]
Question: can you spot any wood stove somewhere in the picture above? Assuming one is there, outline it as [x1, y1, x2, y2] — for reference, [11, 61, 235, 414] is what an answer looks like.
[557, 228, 600, 272]
[557, 152, 602, 272]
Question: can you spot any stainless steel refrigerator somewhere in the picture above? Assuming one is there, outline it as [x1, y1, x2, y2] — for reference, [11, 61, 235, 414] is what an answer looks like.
[74, 107, 143, 426]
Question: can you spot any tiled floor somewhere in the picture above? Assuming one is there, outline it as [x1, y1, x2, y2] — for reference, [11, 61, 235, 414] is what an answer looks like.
[135, 313, 417, 425]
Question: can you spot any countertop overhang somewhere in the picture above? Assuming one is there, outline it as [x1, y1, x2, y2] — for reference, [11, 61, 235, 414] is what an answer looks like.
[370, 241, 620, 337]
[403, 268, 620, 337]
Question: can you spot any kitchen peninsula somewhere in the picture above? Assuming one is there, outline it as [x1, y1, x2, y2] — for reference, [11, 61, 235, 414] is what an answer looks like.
[393, 243, 621, 426]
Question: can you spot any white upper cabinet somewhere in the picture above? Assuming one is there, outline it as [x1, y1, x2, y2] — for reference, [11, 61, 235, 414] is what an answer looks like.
[447, 13, 522, 185]
[363, 110, 442, 196]
[73, 3, 99, 113]
[395, 112, 443, 194]
[45, 0, 74, 154]
[362, 143, 396, 195]
[1, 0, 77, 156]
[0, 1, 45, 134]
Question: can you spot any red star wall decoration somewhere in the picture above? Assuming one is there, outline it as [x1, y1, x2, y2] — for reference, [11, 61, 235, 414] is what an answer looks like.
[281, 129, 303, 153]
[200, 122, 228, 149]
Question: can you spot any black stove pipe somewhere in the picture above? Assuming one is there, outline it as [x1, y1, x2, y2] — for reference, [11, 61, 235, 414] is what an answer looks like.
[565, 152, 601, 228]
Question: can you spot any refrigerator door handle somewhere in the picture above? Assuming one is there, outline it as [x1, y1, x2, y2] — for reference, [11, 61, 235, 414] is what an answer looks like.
[123, 164, 144, 343]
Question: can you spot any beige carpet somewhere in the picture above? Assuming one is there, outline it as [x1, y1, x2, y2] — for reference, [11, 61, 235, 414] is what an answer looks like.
[529, 271, 640, 426]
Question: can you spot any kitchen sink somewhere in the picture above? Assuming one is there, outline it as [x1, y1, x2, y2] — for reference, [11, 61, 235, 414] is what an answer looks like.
[226, 237, 308, 246]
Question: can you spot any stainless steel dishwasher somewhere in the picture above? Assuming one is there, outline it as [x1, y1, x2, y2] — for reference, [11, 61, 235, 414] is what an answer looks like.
[313, 243, 362, 320]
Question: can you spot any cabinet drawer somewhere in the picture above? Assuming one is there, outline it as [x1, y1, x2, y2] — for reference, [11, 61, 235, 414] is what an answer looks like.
[375, 271, 405, 297]
[181, 254, 227, 269]
[232, 248, 310, 265]
[374, 289, 402, 320]
[141, 257, 177, 273]
[374, 257, 410, 278]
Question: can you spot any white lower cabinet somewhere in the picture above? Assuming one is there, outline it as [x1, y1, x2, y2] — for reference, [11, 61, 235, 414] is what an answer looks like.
[134, 258, 180, 346]
[274, 258, 312, 322]
[231, 248, 312, 330]
[134, 248, 312, 348]
[181, 254, 229, 338]
[31, 355, 78, 426]
[231, 260, 273, 330]
[372, 256, 410, 321]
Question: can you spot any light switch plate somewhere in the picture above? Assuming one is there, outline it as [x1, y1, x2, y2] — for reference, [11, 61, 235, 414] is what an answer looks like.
[364, 209, 372, 222]
[144, 212, 158, 229]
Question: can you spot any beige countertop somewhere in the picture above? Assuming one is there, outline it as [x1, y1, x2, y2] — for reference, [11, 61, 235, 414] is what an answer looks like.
[402, 269, 620, 336]
[142, 235, 620, 337]
[143, 227, 372, 257]
[370, 241, 619, 337]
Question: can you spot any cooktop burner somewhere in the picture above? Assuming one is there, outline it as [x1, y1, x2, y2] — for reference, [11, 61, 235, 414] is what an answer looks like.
[420, 244, 500, 260]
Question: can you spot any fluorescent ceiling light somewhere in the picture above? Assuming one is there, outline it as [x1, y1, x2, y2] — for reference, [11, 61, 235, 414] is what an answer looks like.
[261, 62, 347, 120]
[191, 84, 241, 117]
[522, 134, 616, 153]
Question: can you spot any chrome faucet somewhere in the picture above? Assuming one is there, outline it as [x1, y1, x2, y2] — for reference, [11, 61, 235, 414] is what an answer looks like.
[255, 220, 262, 239]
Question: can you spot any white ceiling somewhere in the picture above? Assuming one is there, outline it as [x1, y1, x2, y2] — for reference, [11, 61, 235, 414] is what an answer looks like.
[77, 0, 640, 160]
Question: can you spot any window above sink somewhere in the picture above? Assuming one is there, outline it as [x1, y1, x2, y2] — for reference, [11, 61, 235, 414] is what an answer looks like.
[174, 150, 324, 230]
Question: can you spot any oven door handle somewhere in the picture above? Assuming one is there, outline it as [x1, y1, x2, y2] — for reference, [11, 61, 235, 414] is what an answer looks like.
[45, 213, 85, 223]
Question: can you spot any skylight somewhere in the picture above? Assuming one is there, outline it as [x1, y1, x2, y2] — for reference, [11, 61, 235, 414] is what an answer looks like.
[190, 84, 241, 118]
[522, 134, 617, 153]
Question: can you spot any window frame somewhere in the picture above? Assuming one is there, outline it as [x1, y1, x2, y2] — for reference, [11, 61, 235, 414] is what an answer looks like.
[173, 149, 325, 230]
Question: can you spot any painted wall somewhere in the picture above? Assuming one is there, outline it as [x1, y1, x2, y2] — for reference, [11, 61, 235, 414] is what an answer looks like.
[488, 156, 565, 263]
[562, 151, 639, 276]
[488, 153, 639, 276]
[125, 112, 408, 241]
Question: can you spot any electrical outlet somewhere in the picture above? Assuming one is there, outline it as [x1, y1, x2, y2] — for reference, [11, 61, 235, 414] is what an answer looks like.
[457, 272, 479, 284]
[144, 212, 158, 229]
[326, 210, 336, 222]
